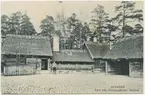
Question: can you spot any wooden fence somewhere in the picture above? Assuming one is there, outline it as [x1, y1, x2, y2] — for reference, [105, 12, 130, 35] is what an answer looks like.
[3, 64, 36, 76]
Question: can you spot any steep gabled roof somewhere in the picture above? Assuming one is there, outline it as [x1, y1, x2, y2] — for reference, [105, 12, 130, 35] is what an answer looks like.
[85, 42, 110, 59]
[52, 50, 94, 63]
[104, 35, 143, 59]
[2, 34, 53, 56]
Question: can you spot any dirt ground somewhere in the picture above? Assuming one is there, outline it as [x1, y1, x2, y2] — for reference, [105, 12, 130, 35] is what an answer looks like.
[1, 73, 143, 94]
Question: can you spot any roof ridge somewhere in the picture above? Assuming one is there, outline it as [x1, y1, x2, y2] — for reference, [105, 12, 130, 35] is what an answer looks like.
[116, 35, 142, 44]
[61, 50, 86, 52]
[6, 34, 50, 40]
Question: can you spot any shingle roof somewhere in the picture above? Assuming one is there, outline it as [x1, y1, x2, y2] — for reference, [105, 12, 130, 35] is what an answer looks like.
[85, 42, 110, 59]
[52, 50, 94, 62]
[2, 34, 53, 56]
[104, 35, 143, 59]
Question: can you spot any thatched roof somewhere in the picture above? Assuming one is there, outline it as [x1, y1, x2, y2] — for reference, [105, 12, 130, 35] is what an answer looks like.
[85, 42, 110, 59]
[104, 35, 143, 59]
[2, 34, 53, 56]
[52, 50, 94, 63]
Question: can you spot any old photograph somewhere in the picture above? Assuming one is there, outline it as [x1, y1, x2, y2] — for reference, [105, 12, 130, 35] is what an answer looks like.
[1, 0, 144, 94]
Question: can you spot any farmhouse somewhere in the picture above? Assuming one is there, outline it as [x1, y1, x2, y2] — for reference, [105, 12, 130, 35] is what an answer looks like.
[104, 35, 143, 77]
[1, 34, 53, 75]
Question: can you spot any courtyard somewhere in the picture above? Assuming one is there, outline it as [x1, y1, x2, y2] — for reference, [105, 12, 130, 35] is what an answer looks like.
[1, 72, 143, 94]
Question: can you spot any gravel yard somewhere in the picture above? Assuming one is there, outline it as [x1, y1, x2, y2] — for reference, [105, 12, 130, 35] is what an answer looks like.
[1, 73, 143, 94]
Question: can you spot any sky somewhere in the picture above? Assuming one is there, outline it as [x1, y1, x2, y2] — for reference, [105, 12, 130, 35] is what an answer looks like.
[1, 1, 143, 33]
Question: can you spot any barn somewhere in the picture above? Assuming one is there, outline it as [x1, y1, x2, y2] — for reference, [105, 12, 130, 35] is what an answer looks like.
[85, 42, 110, 72]
[52, 50, 94, 70]
[104, 35, 143, 77]
[1, 34, 53, 76]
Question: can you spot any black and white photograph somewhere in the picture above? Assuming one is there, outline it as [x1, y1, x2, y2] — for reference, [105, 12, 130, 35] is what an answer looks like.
[1, 0, 144, 94]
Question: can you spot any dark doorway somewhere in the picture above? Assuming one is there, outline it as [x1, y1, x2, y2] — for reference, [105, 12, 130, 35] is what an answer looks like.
[120, 59, 129, 75]
[41, 59, 48, 70]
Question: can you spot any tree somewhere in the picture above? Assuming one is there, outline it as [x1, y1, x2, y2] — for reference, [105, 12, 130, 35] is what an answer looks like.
[20, 14, 36, 35]
[66, 13, 84, 49]
[72, 20, 83, 49]
[91, 4, 109, 43]
[112, 1, 143, 37]
[2, 12, 36, 35]
[133, 24, 143, 34]
[1, 15, 10, 35]
[82, 22, 90, 41]
[9, 12, 23, 34]
[40, 15, 55, 37]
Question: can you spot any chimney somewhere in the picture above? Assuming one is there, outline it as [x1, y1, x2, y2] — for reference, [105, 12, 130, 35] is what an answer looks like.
[53, 35, 59, 52]
[93, 36, 97, 42]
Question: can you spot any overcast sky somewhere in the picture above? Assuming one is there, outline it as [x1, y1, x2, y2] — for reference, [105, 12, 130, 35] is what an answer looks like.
[1, 1, 143, 33]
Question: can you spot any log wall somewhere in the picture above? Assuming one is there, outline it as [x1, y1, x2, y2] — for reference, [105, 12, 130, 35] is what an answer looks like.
[129, 60, 143, 78]
[106, 60, 122, 75]
[55, 63, 94, 70]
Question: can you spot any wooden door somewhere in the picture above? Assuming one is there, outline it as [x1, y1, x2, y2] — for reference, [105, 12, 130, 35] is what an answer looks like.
[41, 59, 48, 70]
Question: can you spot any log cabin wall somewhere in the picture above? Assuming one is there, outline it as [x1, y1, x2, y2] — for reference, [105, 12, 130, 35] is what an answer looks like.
[94, 60, 105, 72]
[129, 59, 143, 78]
[53, 62, 94, 70]
[106, 60, 122, 75]
[2, 55, 42, 76]
[106, 59, 143, 77]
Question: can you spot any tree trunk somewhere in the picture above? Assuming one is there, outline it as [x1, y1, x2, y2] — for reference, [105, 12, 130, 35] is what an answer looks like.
[122, 3, 126, 38]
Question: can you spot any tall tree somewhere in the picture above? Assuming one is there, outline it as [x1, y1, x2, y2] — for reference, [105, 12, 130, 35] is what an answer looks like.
[1, 15, 10, 35]
[9, 12, 22, 34]
[20, 14, 36, 35]
[40, 15, 55, 37]
[91, 4, 109, 43]
[2, 12, 36, 35]
[82, 22, 90, 41]
[112, 1, 143, 37]
[66, 13, 84, 49]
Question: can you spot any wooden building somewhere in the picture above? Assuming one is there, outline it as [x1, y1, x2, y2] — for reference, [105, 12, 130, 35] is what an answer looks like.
[104, 35, 143, 77]
[52, 50, 94, 70]
[85, 42, 110, 72]
[1, 34, 53, 76]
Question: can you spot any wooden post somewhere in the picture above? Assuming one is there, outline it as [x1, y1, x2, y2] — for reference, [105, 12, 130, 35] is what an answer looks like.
[105, 61, 108, 74]
[129, 61, 131, 77]
[48, 59, 50, 71]
[4, 66, 5, 76]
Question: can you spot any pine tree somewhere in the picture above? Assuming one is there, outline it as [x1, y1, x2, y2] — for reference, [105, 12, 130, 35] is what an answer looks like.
[112, 1, 143, 37]
[91, 4, 109, 43]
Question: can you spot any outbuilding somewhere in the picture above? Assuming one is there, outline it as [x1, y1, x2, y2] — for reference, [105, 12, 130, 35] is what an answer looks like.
[104, 35, 143, 77]
[52, 50, 94, 70]
[2, 34, 53, 76]
[85, 42, 110, 72]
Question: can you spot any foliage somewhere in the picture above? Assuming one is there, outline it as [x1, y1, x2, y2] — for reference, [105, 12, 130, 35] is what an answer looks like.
[40, 15, 55, 37]
[20, 14, 36, 35]
[91, 4, 109, 43]
[112, 1, 143, 37]
[1, 12, 36, 35]
[1, 15, 10, 35]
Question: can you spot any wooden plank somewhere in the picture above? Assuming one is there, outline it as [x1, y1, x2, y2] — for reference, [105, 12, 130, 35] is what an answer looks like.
[129, 62, 131, 77]
[105, 61, 108, 74]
